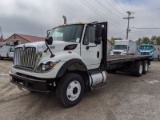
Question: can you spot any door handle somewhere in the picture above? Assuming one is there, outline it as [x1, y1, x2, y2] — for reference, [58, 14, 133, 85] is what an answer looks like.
[97, 51, 99, 58]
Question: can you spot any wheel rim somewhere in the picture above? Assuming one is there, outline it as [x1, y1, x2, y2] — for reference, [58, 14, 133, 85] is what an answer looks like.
[139, 64, 143, 74]
[66, 80, 81, 101]
[145, 63, 148, 71]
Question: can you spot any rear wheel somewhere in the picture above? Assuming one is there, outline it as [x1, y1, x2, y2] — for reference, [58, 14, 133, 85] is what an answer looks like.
[134, 61, 143, 77]
[56, 73, 85, 108]
[142, 61, 148, 74]
[107, 69, 116, 74]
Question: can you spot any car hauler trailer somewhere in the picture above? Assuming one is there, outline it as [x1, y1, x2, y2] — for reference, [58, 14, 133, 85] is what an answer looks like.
[10, 22, 151, 107]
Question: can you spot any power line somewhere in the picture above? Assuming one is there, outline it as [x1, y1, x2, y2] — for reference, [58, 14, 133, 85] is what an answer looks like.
[80, 0, 123, 30]
[94, 0, 122, 17]
[123, 11, 134, 39]
[104, 0, 125, 16]
[135, 8, 160, 12]
[114, 0, 126, 12]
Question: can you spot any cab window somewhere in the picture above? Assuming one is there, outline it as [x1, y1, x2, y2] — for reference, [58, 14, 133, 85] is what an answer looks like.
[83, 26, 95, 45]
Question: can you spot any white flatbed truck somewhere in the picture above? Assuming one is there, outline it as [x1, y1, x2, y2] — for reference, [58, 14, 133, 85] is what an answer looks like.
[10, 22, 151, 107]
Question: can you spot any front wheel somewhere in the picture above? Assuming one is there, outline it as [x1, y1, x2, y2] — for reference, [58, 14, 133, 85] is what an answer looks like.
[56, 73, 85, 108]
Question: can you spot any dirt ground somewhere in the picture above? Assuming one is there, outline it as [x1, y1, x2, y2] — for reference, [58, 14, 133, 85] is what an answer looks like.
[0, 60, 160, 120]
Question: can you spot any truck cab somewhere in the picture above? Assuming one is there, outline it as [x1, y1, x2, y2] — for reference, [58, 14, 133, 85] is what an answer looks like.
[138, 44, 154, 60]
[110, 40, 136, 55]
[10, 22, 107, 107]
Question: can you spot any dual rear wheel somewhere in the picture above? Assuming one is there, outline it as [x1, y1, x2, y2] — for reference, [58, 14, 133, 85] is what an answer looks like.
[133, 61, 148, 77]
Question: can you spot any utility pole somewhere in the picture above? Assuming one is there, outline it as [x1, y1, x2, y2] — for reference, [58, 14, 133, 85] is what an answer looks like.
[0, 26, 3, 39]
[123, 11, 134, 39]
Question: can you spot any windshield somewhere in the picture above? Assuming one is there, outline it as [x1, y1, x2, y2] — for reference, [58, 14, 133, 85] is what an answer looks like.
[49, 24, 83, 42]
[114, 45, 127, 50]
[139, 46, 153, 50]
[10, 48, 14, 52]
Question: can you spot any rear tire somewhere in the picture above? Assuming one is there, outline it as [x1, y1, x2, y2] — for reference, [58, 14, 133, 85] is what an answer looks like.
[142, 61, 148, 74]
[134, 61, 143, 77]
[56, 73, 85, 108]
[107, 69, 116, 74]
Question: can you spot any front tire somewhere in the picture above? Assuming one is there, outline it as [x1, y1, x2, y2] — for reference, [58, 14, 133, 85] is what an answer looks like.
[56, 73, 85, 108]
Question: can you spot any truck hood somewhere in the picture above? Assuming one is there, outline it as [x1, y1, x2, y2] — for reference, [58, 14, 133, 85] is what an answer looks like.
[16, 40, 78, 53]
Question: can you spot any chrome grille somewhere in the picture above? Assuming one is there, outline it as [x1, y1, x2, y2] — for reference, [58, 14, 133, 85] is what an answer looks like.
[113, 52, 121, 55]
[141, 52, 149, 55]
[14, 47, 37, 70]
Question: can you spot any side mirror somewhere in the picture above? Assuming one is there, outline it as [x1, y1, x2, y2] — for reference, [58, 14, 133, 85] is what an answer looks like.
[95, 24, 102, 44]
[46, 30, 51, 37]
[158, 47, 160, 51]
[95, 38, 101, 44]
[45, 37, 53, 45]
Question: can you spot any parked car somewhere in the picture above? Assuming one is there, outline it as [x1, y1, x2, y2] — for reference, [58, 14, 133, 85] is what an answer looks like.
[158, 47, 160, 61]
[138, 44, 155, 60]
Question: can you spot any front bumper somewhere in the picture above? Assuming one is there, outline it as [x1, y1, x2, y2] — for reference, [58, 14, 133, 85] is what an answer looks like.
[10, 72, 54, 93]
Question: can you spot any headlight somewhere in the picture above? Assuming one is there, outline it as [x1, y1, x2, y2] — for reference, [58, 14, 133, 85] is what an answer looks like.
[36, 60, 60, 72]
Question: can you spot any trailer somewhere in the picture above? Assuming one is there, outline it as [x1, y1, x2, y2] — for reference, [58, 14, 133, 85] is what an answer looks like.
[10, 22, 151, 107]
[110, 40, 136, 55]
[0, 44, 14, 59]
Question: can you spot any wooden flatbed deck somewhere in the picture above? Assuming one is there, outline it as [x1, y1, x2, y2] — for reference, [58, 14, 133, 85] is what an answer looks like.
[107, 55, 150, 62]
[107, 55, 151, 64]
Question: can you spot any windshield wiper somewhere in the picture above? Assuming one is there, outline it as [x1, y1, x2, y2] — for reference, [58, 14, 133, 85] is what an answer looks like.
[44, 38, 55, 58]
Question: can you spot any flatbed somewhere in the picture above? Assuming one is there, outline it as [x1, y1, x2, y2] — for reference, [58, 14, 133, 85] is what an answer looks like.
[106, 55, 151, 74]
[107, 55, 150, 63]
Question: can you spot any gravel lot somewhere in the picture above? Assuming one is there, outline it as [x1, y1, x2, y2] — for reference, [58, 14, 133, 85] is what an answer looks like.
[0, 60, 160, 120]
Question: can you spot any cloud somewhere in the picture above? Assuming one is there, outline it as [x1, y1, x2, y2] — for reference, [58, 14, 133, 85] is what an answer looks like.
[0, 0, 160, 40]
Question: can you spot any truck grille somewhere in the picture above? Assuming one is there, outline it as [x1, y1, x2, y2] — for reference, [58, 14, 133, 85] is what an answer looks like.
[141, 52, 149, 55]
[14, 47, 37, 70]
[113, 52, 121, 55]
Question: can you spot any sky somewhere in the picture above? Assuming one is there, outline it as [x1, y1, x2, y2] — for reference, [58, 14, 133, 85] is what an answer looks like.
[0, 0, 160, 40]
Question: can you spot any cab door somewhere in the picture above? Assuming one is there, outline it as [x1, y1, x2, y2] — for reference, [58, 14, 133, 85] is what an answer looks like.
[81, 25, 102, 70]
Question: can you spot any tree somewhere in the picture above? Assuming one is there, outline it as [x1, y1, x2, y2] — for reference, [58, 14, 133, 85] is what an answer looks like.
[151, 36, 156, 44]
[109, 37, 122, 45]
[156, 36, 160, 45]
[137, 38, 142, 45]
[141, 37, 150, 44]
